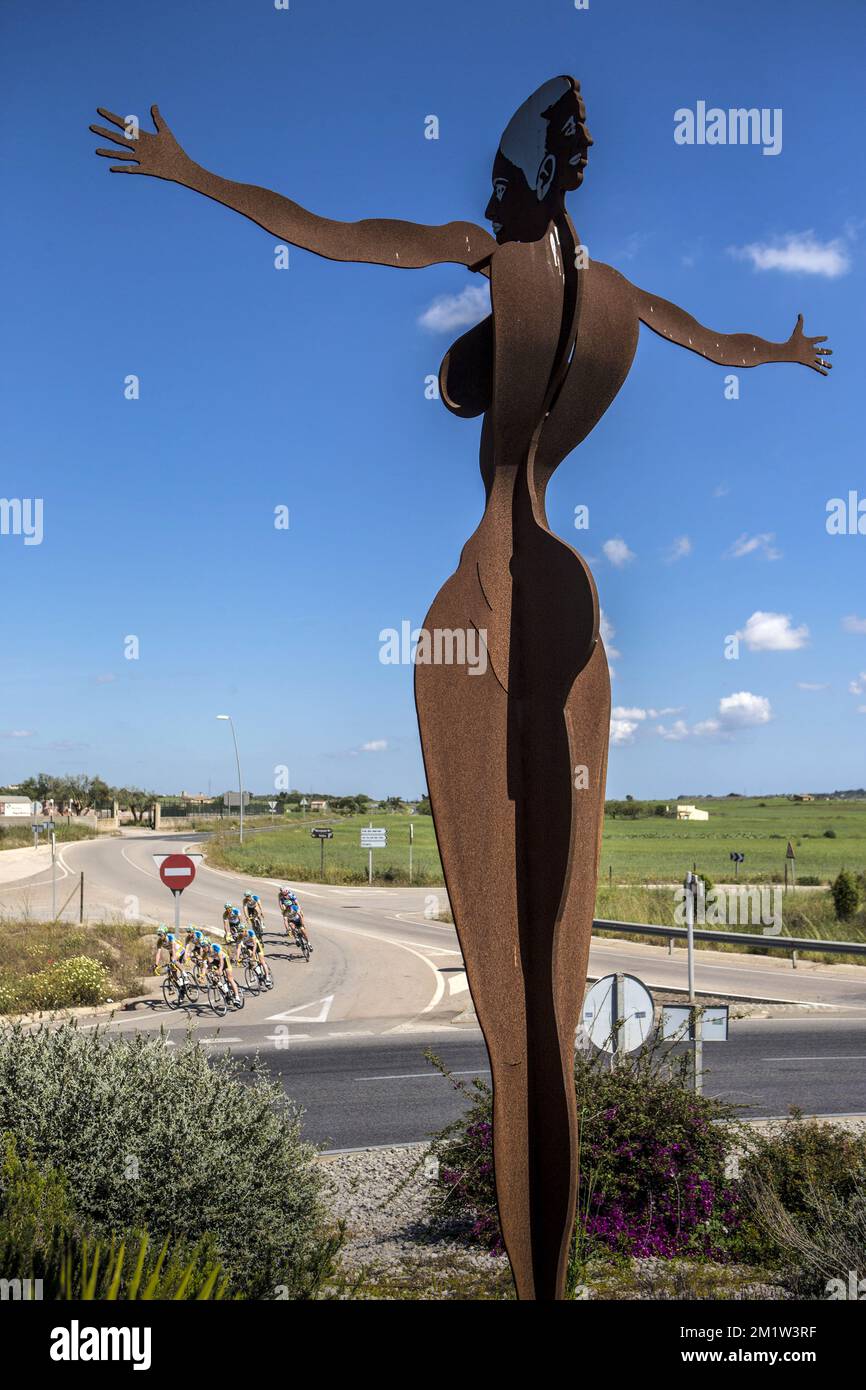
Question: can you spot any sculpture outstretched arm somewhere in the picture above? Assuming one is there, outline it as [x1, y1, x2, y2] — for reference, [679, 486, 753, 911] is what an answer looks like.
[631, 281, 832, 374]
[91, 106, 496, 271]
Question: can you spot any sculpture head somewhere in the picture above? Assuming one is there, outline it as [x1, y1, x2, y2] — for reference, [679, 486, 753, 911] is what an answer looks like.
[485, 76, 592, 243]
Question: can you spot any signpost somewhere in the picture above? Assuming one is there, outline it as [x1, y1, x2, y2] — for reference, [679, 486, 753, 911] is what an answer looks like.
[153, 852, 202, 933]
[360, 825, 387, 885]
[300, 797, 308, 821]
[661, 1004, 729, 1044]
[683, 871, 704, 1092]
[310, 825, 333, 875]
[50, 828, 57, 921]
[409, 820, 414, 884]
[729, 850, 745, 879]
[582, 972, 654, 1063]
[785, 840, 796, 892]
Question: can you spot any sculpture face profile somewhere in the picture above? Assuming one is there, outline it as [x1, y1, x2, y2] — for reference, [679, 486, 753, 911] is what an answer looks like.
[91, 75, 830, 1301]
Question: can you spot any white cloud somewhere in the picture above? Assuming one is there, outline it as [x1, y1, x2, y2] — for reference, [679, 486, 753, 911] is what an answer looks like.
[418, 284, 490, 333]
[665, 535, 692, 563]
[610, 717, 639, 746]
[713, 483, 730, 499]
[843, 615, 866, 634]
[600, 609, 620, 677]
[360, 739, 388, 752]
[797, 682, 828, 691]
[655, 691, 772, 741]
[613, 705, 683, 721]
[849, 673, 866, 696]
[656, 719, 691, 742]
[602, 537, 635, 568]
[736, 611, 809, 652]
[0, 729, 35, 738]
[729, 231, 851, 279]
[727, 532, 781, 561]
[717, 691, 772, 728]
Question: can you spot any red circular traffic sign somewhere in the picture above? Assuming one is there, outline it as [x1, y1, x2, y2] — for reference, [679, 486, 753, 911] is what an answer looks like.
[159, 853, 197, 894]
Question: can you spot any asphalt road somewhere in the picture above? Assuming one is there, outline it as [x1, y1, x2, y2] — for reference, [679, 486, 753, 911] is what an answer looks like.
[3, 832, 866, 1148]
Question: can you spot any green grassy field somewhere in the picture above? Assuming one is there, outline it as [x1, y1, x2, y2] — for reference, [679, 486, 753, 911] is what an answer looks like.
[0, 823, 98, 852]
[208, 798, 865, 889]
[599, 797, 865, 885]
[206, 813, 443, 885]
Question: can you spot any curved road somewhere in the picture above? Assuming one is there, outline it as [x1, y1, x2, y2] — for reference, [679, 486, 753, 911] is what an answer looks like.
[3, 832, 866, 1147]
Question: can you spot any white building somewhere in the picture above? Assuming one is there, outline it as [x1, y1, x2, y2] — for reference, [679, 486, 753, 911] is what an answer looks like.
[676, 803, 709, 822]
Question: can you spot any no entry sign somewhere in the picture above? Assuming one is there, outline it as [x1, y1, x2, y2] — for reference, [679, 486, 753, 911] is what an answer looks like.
[157, 853, 197, 893]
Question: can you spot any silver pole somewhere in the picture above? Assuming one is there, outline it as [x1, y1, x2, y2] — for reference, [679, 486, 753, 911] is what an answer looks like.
[684, 872, 703, 1094]
[227, 716, 244, 844]
[51, 830, 57, 920]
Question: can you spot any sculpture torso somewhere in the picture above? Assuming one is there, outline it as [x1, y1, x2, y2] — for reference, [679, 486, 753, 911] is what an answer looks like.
[436, 232, 639, 691]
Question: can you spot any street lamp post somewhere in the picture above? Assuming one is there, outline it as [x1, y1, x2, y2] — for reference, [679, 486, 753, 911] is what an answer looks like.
[216, 714, 244, 844]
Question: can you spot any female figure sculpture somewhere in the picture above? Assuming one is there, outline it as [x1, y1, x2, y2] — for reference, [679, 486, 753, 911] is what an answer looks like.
[91, 77, 829, 1299]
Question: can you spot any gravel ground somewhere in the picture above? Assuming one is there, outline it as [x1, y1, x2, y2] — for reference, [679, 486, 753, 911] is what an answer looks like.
[319, 1142, 513, 1298]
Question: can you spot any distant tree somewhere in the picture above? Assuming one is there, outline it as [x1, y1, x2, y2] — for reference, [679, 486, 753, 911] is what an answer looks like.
[117, 786, 156, 824]
[653, 804, 667, 817]
[831, 869, 859, 922]
[381, 796, 404, 812]
[416, 795, 431, 816]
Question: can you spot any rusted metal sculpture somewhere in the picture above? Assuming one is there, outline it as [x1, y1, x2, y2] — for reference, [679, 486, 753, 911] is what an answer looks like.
[91, 77, 830, 1300]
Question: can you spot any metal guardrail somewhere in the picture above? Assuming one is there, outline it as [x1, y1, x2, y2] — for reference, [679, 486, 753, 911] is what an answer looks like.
[593, 918, 866, 957]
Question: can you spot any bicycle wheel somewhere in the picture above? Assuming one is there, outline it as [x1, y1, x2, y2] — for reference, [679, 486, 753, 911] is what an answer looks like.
[299, 934, 312, 963]
[162, 975, 180, 1009]
[243, 964, 260, 994]
[182, 972, 200, 1004]
[207, 983, 227, 1017]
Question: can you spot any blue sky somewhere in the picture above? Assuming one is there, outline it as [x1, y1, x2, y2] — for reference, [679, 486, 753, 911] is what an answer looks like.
[1, 0, 864, 799]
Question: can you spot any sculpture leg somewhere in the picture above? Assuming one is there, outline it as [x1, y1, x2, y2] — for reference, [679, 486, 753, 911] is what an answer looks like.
[415, 584, 609, 1300]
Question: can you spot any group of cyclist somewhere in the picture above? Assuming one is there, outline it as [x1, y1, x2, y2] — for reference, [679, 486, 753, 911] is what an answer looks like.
[153, 884, 312, 1007]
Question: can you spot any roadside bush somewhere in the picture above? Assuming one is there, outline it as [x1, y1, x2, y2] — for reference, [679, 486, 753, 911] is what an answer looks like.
[426, 1043, 739, 1266]
[23, 956, 109, 1010]
[0, 1134, 229, 1299]
[831, 869, 860, 921]
[823, 828, 837, 839]
[0, 1024, 342, 1298]
[735, 1115, 866, 1291]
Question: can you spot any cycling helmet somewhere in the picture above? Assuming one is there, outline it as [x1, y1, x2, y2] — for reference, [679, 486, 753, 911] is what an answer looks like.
[165, 932, 176, 942]
[156, 925, 167, 937]
[211, 942, 222, 954]
[194, 929, 203, 941]
[224, 902, 232, 909]
[252, 895, 260, 902]
[246, 927, 256, 938]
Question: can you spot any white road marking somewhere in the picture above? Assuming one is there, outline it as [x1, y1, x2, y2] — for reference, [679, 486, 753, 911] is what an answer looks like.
[199, 1036, 243, 1044]
[267, 994, 335, 1024]
[448, 972, 470, 995]
[121, 848, 161, 880]
[762, 1055, 866, 1062]
[356, 1067, 490, 1082]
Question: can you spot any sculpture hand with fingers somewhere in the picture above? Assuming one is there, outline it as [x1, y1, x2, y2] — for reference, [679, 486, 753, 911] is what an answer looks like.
[91, 78, 830, 1300]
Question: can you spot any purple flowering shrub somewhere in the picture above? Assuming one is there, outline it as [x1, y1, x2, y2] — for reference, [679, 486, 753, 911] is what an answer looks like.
[426, 1046, 740, 1263]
